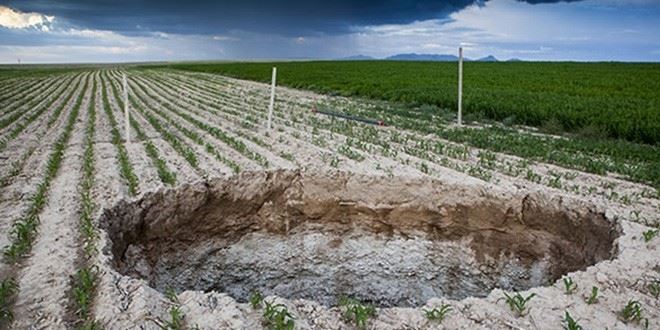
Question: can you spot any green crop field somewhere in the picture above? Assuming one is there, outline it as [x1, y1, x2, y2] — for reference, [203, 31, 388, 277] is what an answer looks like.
[164, 61, 660, 145]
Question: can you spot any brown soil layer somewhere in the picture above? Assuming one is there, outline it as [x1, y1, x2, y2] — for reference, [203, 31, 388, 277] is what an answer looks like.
[100, 170, 620, 307]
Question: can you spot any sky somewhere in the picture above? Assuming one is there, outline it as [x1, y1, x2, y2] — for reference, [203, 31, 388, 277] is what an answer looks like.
[0, 0, 659, 63]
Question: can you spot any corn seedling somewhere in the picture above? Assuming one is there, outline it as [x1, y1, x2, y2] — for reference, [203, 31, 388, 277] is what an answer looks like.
[585, 286, 599, 304]
[0, 278, 17, 322]
[100, 77, 139, 194]
[619, 300, 648, 327]
[152, 305, 185, 330]
[499, 292, 536, 317]
[150, 288, 186, 330]
[128, 93, 199, 169]
[262, 301, 295, 330]
[107, 73, 177, 185]
[339, 297, 376, 330]
[423, 304, 451, 323]
[642, 229, 658, 242]
[72, 266, 98, 320]
[563, 276, 577, 295]
[563, 311, 582, 330]
[648, 280, 659, 299]
[4, 75, 88, 262]
[250, 290, 264, 309]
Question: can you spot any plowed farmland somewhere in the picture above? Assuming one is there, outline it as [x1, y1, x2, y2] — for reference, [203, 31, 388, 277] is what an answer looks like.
[0, 68, 658, 329]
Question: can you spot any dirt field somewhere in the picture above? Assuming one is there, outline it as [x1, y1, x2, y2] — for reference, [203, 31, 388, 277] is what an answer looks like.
[0, 69, 658, 329]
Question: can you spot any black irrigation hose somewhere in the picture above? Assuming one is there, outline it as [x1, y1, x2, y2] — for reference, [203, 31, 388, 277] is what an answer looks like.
[311, 105, 386, 126]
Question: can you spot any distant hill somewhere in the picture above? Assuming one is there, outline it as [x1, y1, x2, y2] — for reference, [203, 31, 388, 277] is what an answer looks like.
[507, 58, 523, 62]
[338, 53, 505, 62]
[476, 55, 498, 62]
[340, 55, 374, 60]
[386, 53, 459, 61]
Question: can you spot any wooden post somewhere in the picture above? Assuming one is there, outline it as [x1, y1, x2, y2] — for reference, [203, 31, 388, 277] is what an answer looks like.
[458, 47, 463, 126]
[123, 74, 130, 143]
[267, 67, 277, 130]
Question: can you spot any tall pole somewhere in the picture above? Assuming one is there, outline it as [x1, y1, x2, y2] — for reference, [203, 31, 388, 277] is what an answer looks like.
[458, 46, 463, 126]
[123, 74, 130, 143]
[267, 67, 277, 130]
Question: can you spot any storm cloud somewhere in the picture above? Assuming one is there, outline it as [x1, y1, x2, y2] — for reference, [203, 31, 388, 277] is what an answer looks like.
[4, 0, 581, 36]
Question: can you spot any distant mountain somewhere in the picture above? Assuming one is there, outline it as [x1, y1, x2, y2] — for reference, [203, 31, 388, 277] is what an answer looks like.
[340, 55, 374, 60]
[386, 53, 459, 61]
[476, 55, 498, 62]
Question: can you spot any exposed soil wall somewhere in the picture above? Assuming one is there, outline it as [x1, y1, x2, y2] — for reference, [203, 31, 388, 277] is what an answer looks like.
[99, 170, 620, 307]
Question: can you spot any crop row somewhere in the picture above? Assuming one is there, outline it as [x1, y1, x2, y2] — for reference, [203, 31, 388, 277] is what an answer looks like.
[0, 74, 85, 192]
[0, 74, 89, 324]
[0, 74, 79, 151]
[186, 67, 660, 191]
[0, 75, 67, 132]
[70, 75, 102, 329]
[163, 61, 660, 144]
[103, 71, 177, 185]
[99, 75, 140, 195]
[127, 76, 241, 173]
[159, 70, 660, 211]
[125, 72, 270, 168]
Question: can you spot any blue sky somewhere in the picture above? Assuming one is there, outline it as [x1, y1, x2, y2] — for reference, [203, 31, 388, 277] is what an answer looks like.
[0, 0, 659, 63]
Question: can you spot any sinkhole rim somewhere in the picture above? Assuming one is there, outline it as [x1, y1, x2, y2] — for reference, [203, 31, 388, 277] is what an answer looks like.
[99, 170, 621, 308]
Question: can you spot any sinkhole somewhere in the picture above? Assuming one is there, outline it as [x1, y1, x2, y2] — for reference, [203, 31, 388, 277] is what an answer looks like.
[100, 170, 620, 308]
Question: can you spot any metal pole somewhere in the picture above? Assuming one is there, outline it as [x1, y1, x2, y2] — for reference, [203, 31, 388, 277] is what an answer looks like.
[123, 74, 130, 143]
[458, 47, 463, 126]
[267, 67, 277, 130]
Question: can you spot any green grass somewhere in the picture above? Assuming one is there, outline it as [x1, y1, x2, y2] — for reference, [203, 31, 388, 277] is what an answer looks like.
[162, 61, 660, 145]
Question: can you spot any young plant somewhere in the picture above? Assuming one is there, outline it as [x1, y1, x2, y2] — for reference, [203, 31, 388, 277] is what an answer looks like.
[339, 297, 376, 329]
[72, 266, 98, 320]
[0, 278, 17, 322]
[250, 290, 264, 309]
[157, 305, 185, 330]
[499, 292, 536, 317]
[563, 276, 578, 295]
[563, 311, 582, 330]
[619, 300, 648, 327]
[262, 301, 295, 330]
[152, 288, 186, 330]
[423, 304, 451, 323]
[642, 229, 658, 242]
[648, 280, 659, 299]
[585, 286, 599, 304]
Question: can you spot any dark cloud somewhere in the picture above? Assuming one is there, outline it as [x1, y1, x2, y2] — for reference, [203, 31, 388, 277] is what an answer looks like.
[519, 0, 582, 3]
[4, 0, 582, 36]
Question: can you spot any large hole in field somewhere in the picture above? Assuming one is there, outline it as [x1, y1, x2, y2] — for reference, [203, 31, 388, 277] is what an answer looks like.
[100, 170, 620, 307]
